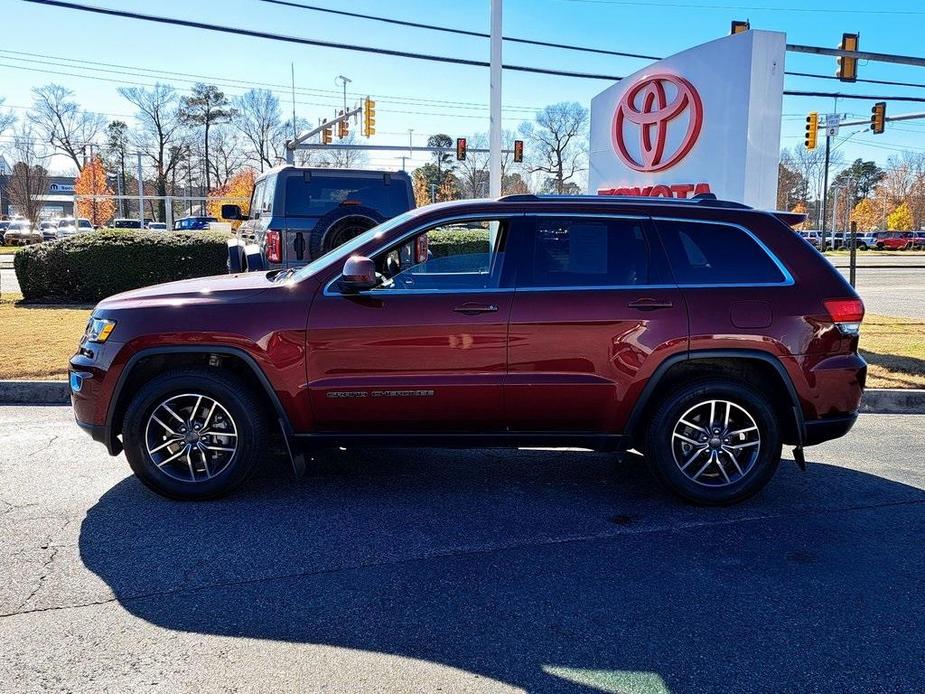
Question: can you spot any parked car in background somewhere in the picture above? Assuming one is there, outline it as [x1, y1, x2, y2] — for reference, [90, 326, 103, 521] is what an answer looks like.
[173, 216, 218, 231]
[4, 220, 42, 245]
[39, 220, 59, 242]
[147, 222, 167, 231]
[0, 221, 9, 244]
[877, 232, 918, 250]
[71, 193, 865, 505]
[112, 219, 143, 229]
[56, 217, 94, 237]
[224, 166, 415, 271]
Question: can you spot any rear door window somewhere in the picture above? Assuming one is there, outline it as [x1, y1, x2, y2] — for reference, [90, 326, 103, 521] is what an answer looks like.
[284, 174, 408, 217]
[656, 219, 787, 285]
[517, 216, 666, 288]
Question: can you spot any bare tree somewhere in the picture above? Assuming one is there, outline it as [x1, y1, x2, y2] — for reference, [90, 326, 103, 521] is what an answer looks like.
[321, 132, 368, 169]
[0, 98, 16, 137]
[232, 89, 283, 171]
[6, 127, 50, 225]
[178, 83, 235, 192]
[519, 102, 588, 194]
[456, 133, 490, 198]
[118, 84, 187, 220]
[208, 124, 249, 187]
[28, 84, 105, 172]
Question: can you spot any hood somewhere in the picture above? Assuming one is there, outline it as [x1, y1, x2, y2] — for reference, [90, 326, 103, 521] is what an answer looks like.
[96, 271, 279, 311]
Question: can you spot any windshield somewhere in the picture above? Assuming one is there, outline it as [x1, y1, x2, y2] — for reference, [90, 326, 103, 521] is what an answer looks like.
[289, 210, 418, 281]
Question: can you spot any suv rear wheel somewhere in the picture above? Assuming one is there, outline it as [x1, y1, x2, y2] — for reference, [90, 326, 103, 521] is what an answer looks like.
[122, 368, 268, 500]
[644, 379, 781, 505]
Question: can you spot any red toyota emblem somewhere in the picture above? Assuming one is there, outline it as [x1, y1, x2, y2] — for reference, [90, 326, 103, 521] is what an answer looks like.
[612, 73, 704, 173]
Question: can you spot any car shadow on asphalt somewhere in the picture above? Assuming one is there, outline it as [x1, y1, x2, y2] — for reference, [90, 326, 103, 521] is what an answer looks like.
[79, 449, 925, 692]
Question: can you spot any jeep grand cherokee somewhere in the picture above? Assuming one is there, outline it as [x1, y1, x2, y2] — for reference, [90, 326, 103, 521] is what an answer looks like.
[70, 194, 866, 505]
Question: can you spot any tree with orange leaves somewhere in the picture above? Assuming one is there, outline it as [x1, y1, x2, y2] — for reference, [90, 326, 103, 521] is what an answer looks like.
[74, 155, 115, 227]
[208, 168, 255, 228]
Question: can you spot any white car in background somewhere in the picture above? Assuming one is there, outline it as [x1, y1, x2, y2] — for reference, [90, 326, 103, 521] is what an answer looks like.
[57, 217, 94, 237]
[3, 220, 42, 245]
[39, 220, 59, 241]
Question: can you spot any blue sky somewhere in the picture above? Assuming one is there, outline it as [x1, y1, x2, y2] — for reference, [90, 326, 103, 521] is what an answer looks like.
[2, 0, 924, 175]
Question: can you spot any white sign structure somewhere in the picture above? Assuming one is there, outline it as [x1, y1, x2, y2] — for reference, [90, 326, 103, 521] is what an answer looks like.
[589, 30, 786, 209]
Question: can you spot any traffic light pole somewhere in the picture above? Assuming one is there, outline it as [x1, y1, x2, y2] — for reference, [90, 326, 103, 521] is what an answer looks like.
[285, 105, 362, 163]
[821, 132, 831, 241]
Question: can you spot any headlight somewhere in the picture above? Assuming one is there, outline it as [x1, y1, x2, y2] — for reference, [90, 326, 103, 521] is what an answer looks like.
[85, 317, 117, 343]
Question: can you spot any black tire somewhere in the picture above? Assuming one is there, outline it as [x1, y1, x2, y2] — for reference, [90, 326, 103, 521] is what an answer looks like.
[308, 206, 385, 260]
[122, 368, 269, 500]
[644, 379, 782, 506]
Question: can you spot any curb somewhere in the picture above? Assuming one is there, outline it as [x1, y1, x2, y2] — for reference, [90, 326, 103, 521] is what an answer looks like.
[0, 380, 70, 405]
[858, 388, 925, 415]
[1, 380, 923, 414]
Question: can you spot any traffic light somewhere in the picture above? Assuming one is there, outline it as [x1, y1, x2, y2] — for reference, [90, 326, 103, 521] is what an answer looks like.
[804, 112, 818, 150]
[322, 126, 332, 145]
[871, 101, 886, 134]
[363, 97, 376, 137]
[837, 33, 859, 82]
[456, 137, 467, 161]
[730, 20, 750, 34]
[513, 139, 524, 163]
[337, 111, 348, 139]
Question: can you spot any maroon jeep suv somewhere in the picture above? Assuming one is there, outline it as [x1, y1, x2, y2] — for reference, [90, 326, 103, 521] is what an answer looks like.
[70, 194, 866, 505]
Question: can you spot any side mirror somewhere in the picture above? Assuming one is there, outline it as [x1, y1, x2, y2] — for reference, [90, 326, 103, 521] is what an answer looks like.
[339, 255, 377, 293]
[221, 204, 243, 220]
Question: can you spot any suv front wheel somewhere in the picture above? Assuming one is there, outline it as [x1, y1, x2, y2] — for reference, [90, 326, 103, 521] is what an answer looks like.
[644, 379, 782, 505]
[122, 368, 268, 500]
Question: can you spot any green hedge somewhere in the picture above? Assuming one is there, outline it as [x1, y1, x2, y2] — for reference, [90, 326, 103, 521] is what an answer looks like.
[14, 230, 230, 303]
[428, 229, 490, 257]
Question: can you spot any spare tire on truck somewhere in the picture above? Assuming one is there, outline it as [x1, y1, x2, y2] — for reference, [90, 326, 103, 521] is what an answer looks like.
[308, 205, 386, 259]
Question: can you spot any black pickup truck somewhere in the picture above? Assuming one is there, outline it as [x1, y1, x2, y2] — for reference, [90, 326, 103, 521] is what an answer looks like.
[222, 166, 415, 271]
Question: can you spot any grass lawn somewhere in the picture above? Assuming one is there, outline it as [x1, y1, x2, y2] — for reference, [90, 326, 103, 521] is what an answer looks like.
[0, 246, 24, 254]
[0, 295, 91, 380]
[1, 294, 923, 388]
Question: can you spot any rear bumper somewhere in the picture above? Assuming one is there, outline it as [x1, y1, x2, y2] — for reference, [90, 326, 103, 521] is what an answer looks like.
[803, 411, 858, 446]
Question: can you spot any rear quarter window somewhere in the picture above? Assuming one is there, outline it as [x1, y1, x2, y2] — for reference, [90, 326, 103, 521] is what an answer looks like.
[656, 219, 787, 285]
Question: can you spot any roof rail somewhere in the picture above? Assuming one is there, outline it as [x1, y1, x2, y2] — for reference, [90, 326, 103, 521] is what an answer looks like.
[498, 193, 752, 210]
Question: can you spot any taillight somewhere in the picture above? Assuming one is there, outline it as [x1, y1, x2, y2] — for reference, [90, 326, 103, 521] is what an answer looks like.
[265, 230, 282, 263]
[824, 298, 864, 335]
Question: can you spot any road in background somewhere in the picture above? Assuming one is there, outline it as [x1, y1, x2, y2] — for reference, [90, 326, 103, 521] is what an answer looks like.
[1, 407, 923, 693]
[839, 267, 925, 319]
[0, 267, 19, 296]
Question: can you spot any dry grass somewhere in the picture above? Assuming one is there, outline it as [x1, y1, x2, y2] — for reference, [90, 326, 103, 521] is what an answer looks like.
[0, 295, 922, 388]
[0, 246, 23, 254]
[0, 295, 91, 379]
[860, 314, 925, 389]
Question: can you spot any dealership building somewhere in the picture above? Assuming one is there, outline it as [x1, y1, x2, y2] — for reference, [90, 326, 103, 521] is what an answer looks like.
[0, 156, 77, 219]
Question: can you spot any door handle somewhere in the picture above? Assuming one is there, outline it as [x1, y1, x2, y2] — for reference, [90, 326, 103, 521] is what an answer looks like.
[453, 303, 499, 315]
[627, 298, 674, 310]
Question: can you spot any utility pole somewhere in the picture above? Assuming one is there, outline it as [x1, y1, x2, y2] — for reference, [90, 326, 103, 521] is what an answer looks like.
[489, 0, 502, 199]
[336, 75, 352, 114]
[291, 63, 298, 142]
[820, 131, 831, 241]
[136, 151, 144, 227]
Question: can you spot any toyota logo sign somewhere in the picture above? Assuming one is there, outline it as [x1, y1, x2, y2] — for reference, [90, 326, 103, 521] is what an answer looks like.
[612, 73, 704, 173]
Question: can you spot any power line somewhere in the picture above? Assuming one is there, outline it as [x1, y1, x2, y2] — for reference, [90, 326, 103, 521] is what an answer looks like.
[20, 0, 627, 82]
[0, 61, 529, 123]
[17, 0, 925, 105]
[258, 0, 661, 61]
[262, 1, 925, 91]
[555, 0, 925, 15]
[784, 90, 925, 104]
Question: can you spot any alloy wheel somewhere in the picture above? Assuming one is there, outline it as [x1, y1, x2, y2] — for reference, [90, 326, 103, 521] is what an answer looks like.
[671, 399, 761, 488]
[144, 393, 239, 483]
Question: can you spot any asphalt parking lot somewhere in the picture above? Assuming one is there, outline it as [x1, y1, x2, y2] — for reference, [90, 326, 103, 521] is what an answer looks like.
[1, 407, 923, 693]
